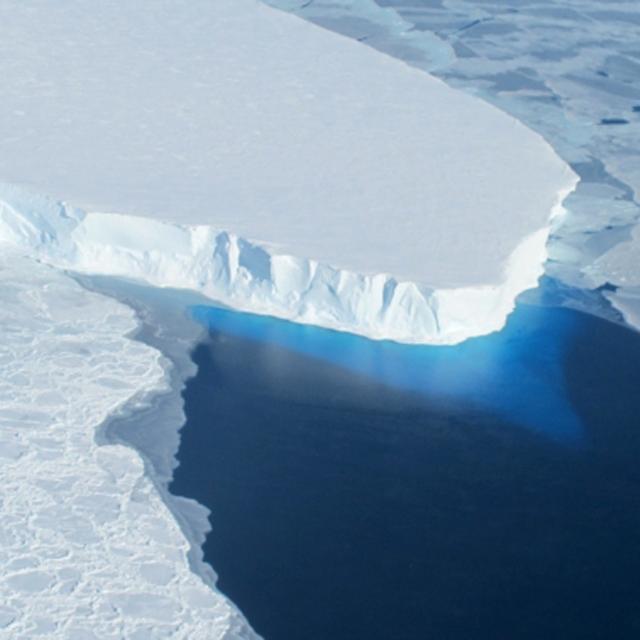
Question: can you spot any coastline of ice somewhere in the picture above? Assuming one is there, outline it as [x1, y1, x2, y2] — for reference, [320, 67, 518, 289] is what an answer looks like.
[0, 180, 574, 346]
[75, 276, 262, 633]
[0, 251, 259, 639]
[0, 0, 577, 345]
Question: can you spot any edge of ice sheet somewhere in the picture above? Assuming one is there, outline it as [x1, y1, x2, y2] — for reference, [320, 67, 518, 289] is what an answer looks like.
[0, 180, 576, 345]
[80, 275, 245, 638]
[0, 250, 259, 639]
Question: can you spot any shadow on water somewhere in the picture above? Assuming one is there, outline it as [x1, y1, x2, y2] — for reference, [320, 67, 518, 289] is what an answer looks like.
[172, 302, 640, 640]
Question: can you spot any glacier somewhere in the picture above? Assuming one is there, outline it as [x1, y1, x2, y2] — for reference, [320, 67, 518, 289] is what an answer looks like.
[0, 183, 573, 346]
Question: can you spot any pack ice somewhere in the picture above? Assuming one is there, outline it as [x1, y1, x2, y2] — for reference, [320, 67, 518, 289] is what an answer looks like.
[0, 0, 577, 344]
[0, 250, 258, 639]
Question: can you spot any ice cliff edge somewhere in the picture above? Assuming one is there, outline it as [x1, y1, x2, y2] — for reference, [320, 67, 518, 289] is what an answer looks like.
[0, 177, 576, 345]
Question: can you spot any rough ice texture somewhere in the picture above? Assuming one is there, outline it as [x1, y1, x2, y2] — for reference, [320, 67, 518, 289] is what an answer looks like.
[0, 0, 580, 339]
[0, 0, 575, 297]
[0, 250, 259, 639]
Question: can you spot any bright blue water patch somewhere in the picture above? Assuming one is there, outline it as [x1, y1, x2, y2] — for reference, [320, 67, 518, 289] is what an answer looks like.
[190, 303, 584, 443]
[173, 302, 640, 639]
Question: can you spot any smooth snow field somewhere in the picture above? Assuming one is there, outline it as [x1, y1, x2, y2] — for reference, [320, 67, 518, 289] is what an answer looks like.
[0, 0, 577, 346]
[172, 297, 640, 640]
[0, 0, 573, 287]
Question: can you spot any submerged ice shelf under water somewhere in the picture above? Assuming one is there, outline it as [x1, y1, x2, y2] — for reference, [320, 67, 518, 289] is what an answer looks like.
[189, 300, 584, 443]
[49, 272, 640, 640]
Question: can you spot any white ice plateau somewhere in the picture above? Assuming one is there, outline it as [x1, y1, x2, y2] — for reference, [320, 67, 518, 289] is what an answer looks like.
[0, 0, 587, 637]
[0, 0, 577, 345]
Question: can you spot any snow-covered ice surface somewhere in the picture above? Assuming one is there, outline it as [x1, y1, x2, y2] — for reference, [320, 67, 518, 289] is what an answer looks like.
[0, 0, 576, 344]
[0, 251, 259, 639]
[266, 0, 640, 328]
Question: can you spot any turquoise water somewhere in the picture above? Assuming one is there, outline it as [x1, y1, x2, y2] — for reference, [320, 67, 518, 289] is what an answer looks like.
[174, 301, 640, 639]
[190, 302, 584, 443]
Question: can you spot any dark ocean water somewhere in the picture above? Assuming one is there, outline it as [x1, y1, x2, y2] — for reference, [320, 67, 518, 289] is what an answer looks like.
[171, 303, 640, 640]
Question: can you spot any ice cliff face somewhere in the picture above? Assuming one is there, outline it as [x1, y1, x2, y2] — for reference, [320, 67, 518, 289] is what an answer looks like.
[0, 0, 579, 344]
[0, 183, 575, 345]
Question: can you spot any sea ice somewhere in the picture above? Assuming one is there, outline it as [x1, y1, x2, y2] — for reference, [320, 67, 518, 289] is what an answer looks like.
[0, 252, 259, 639]
[591, 224, 640, 327]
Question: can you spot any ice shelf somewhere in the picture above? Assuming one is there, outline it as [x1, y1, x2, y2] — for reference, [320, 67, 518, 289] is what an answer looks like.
[0, 0, 576, 343]
[269, 0, 640, 334]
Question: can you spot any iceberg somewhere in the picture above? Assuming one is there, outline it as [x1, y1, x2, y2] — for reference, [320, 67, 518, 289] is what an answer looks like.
[0, 0, 577, 344]
[282, 0, 640, 334]
[0, 185, 572, 345]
